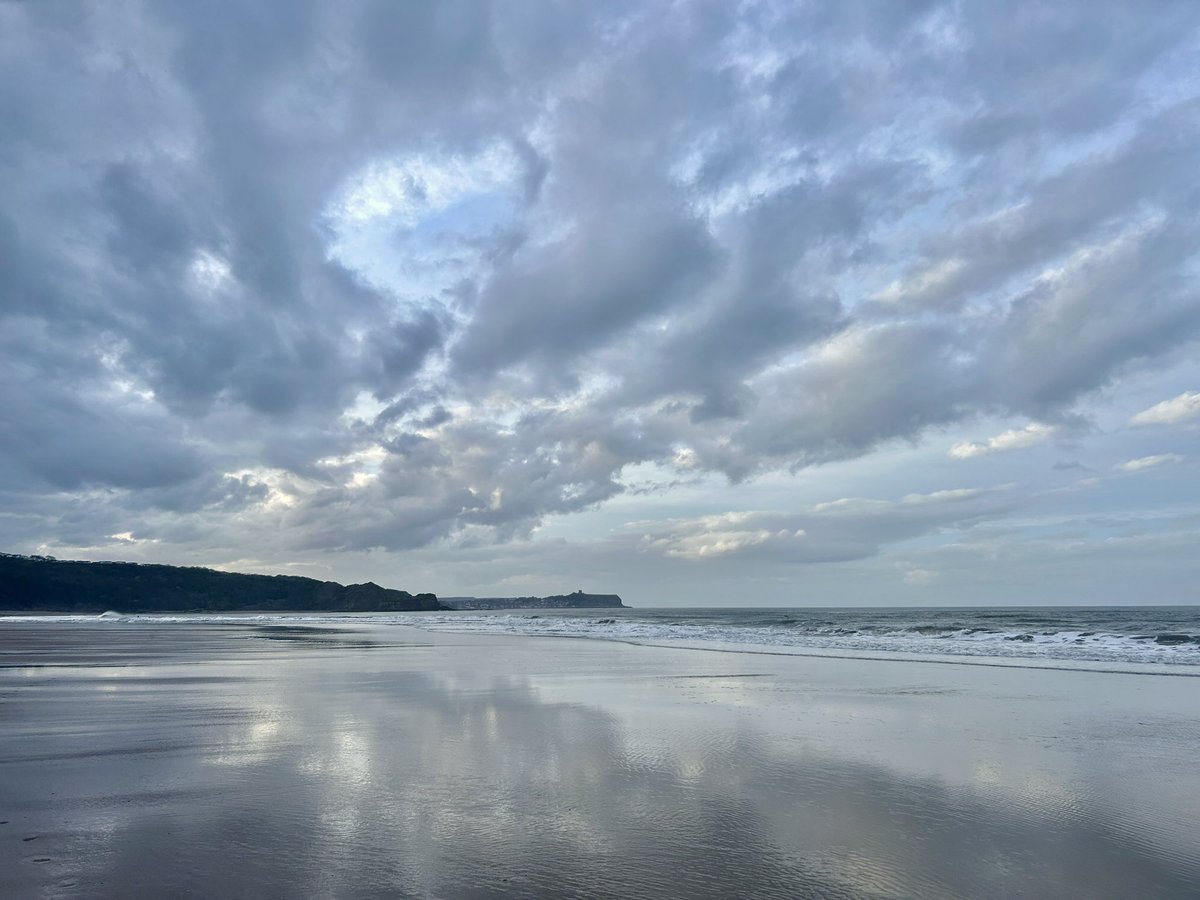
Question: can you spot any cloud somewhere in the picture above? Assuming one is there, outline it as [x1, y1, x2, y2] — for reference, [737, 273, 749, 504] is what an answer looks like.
[725, 321, 972, 475]
[950, 423, 1056, 460]
[634, 487, 1014, 563]
[1052, 461, 1090, 472]
[897, 563, 940, 587]
[1130, 391, 1200, 426]
[1118, 454, 1184, 472]
[1, 0, 1199, 578]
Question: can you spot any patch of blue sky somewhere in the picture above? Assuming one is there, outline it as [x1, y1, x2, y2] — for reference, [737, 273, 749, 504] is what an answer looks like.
[327, 185, 519, 305]
[409, 189, 517, 242]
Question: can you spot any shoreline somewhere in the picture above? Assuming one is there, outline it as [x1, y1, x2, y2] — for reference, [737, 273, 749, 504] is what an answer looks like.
[5, 609, 1200, 677]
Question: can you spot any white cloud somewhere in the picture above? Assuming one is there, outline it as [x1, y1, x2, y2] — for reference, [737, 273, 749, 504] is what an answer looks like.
[635, 488, 1012, 564]
[871, 258, 965, 307]
[1130, 391, 1200, 426]
[1118, 453, 1184, 472]
[949, 423, 1055, 459]
[672, 447, 700, 470]
[188, 250, 234, 293]
[332, 143, 521, 227]
[636, 511, 804, 560]
[898, 563, 939, 586]
[108, 531, 160, 546]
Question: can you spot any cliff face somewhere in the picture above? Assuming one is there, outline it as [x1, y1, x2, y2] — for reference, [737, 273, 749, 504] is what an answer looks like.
[440, 592, 627, 610]
[0, 553, 443, 613]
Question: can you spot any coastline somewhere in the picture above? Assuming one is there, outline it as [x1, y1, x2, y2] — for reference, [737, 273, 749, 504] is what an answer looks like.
[2, 620, 1198, 898]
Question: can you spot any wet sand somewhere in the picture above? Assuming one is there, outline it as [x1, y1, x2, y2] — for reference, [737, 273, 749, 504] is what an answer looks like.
[1, 621, 1198, 899]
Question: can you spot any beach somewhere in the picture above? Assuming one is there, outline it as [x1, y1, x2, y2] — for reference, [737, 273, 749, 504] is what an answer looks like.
[2, 620, 1198, 899]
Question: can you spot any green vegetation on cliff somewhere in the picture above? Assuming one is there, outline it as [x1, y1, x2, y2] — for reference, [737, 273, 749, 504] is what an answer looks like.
[0, 553, 442, 613]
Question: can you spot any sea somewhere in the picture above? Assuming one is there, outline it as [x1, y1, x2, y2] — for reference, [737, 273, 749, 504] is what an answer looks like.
[7, 606, 1200, 675]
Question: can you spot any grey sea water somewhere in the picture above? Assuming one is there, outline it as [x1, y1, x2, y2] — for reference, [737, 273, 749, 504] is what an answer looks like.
[9, 606, 1198, 671]
[407, 606, 1200, 671]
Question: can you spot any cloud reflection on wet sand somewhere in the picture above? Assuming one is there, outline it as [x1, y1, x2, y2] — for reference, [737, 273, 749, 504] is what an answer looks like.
[1, 623, 1197, 898]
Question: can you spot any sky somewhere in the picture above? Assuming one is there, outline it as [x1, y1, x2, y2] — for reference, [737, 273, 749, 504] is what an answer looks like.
[2, 0, 1199, 606]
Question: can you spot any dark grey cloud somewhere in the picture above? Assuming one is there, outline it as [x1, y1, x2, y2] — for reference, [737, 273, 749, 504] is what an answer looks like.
[2, 0, 1198, 571]
[0, 374, 202, 492]
[452, 203, 721, 381]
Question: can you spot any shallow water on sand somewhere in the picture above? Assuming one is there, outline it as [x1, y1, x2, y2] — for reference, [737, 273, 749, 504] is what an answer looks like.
[2, 621, 1198, 898]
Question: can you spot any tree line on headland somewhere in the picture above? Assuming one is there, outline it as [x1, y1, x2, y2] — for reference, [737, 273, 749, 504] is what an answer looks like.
[0, 553, 629, 613]
[0, 553, 442, 613]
